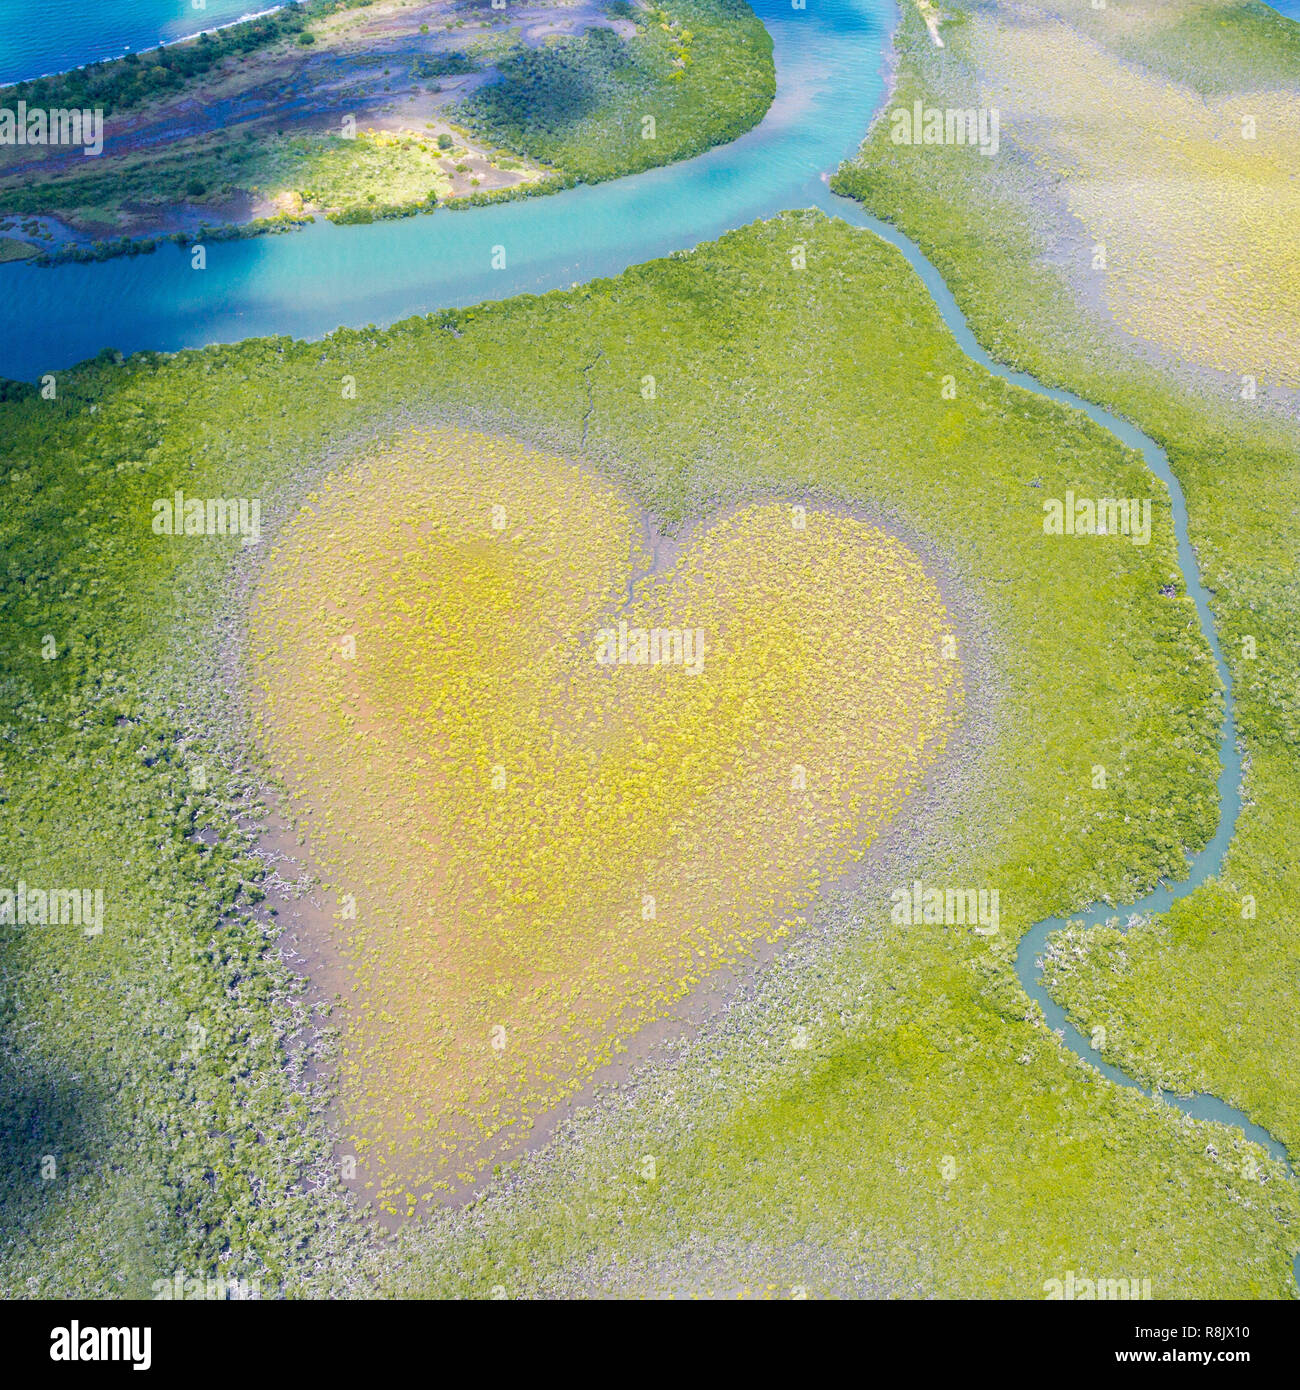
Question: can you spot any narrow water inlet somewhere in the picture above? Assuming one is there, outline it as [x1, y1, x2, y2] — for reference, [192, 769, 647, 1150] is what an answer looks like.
[819, 187, 1300, 1291]
[3, 0, 1294, 1293]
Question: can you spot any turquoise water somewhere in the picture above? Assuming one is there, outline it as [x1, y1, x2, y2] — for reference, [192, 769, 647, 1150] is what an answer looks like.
[844, 201, 1283, 1147]
[837, 196, 1300, 1291]
[0, 1, 269, 85]
[0, 0, 892, 381]
[827, 202, 1256, 1131]
[3, 0, 1297, 1289]
[835, 200, 1299, 1286]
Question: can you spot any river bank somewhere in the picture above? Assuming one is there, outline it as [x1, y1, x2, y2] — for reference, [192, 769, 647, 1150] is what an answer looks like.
[2, 0, 1297, 1300]
[0, 0, 773, 265]
[834, 0, 1300, 1288]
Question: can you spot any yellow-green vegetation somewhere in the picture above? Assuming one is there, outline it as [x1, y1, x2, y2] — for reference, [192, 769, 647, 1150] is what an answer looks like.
[457, 0, 775, 182]
[967, 0, 1300, 386]
[0, 0, 774, 257]
[246, 126, 542, 218]
[6, 210, 1294, 1297]
[834, 0, 1300, 1184]
[0, 234, 39, 263]
[0, 126, 539, 251]
[249, 437, 959, 1209]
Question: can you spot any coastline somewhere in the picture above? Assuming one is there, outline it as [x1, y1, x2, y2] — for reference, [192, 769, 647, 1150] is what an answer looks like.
[1, 6, 288, 89]
[0, 0, 776, 267]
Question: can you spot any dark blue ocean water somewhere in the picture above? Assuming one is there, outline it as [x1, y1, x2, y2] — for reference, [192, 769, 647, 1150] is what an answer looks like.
[3, 0, 1298, 380]
[0, 0, 271, 85]
[2, 0, 1297, 1292]
[0, 0, 895, 380]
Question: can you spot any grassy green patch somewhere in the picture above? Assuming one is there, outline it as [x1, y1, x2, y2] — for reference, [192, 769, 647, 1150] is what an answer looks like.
[0, 1, 353, 117]
[0, 235, 38, 262]
[4, 210, 1293, 1297]
[0, 0, 774, 251]
[833, 0, 1300, 1178]
[1044, 750, 1300, 1154]
[456, 0, 774, 182]
[1115, 1, 1300, 94]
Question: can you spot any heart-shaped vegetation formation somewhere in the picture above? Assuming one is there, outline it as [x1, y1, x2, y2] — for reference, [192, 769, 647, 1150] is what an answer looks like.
[249, 429, 963, 1213]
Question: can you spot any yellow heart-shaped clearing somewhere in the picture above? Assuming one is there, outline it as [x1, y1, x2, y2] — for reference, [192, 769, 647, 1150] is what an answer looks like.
[248, 428, 962, 1211]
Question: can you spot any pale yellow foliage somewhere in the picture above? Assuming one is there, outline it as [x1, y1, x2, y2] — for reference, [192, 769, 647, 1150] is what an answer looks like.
[248, 429, 962, 1209]
[975, 10, 1300, 385]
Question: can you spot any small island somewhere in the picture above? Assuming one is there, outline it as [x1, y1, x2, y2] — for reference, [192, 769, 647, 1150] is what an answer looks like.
[0, 0, 774, 265]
